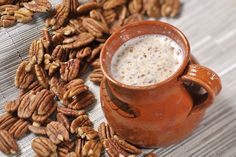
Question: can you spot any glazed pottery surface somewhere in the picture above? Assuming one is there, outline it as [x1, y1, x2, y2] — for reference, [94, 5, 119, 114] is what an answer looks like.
[100, 21, 222, 148]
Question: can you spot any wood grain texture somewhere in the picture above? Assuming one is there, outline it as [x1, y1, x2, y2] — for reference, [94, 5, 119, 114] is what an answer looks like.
[0, 0, 236, 156]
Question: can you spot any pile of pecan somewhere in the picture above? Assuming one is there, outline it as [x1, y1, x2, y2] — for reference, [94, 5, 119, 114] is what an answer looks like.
[0, 0, 52, 28]
[0, 0, 180, 156]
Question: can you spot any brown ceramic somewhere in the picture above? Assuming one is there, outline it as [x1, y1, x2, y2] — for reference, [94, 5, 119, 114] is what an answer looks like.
[100, 21, 222, 148]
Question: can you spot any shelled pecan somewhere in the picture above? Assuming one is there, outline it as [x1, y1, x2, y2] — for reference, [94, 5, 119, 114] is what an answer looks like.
[98, 122, 115, 140]
[70, 115, 93, 134]
[35, 64, 49, 88]
[102, 9, 117, 24]
[77, 1, 98, 15]
[57, 112, 70, 130]
[8, 119, 29, 139]
[82, 140, 103, 157]
[128, 0, 142, 14]
[0, 113, 18, 131]
[87, 43, 104, 62]
[44, 54, 60, 76]
[32, 137, 57, 157]
[143, 0, 161, 18]
[4, 100, 18, 113]
[28, 125, 47, 135]
[57, 106, 86, 117]
[75, 138, 85, 156]
[89, 68, 104, 84]
[59, 139, 75, 151]
[52, 45, 68, 62]
[63, 79, 87, 99]
[0, 130, 19, 155]
[14, 7, 33, 23]
[77, 126, 98, 140]
[0, 14, 16, 27]
[103, 0, 127, 10]
[23, 0, 52, 13]
[49, 76, 66, 100]
[103, 138, 129, 157]
[41, 28, 51, 50]
[161, 0, 180, 17]
[76, 47, 92, 59]
[57, 147, 69, 157]
[46, 121, 69, 144]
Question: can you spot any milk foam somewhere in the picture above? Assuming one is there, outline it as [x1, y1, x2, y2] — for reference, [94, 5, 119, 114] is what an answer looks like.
[110, 34, 184, 86]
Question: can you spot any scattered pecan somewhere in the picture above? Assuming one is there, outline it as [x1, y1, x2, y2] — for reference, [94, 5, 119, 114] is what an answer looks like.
[0, 14, 16, 27]
[75, 138, 85, 156]
[60, 59, 81, 82]
[17, 91, 37, 119]
[15, 61, 34, 89]
[57, 147, 69, 157]
[44, 54, 60, 76]
[91, 58, 101, 69]
[63, 79, 87, 99]
[4, 100, 18, 113]
[52, 45, 68, 62]
[62, 32, 95, 49]
[98, 122, 114, 140]
[0, 113, 18, 130]
[103, 0, 126, 10]
[35, 64, 49, 88]
[46, 121, 69, 144]
[0, 4, 19, 15]
[0, 130, 19, 155]
[8, 119, 29, 139]
[77, 1, 98, 15]
[57, 112, 70, 130]
[65, 152, 77, 157]
[45, 0, 70, 30]
[14, 7, 33, 23]
[102, 9, 117, 24]
[82, 140, 103, 157]
[32, 137, 57, 157]
[41, 28, 51, 50]
[144, 152, 158, 157]
[57, 106, 86, 117]
[32, 101, 57, 123]
[69, 0, 79, 16]
[49, 76, 66, 100]
[128, 0, 142, 14]
[67, 18, 87, 34]
[59, 139, 75, 151]
[23, 0, 52, 13]
[67, 91, 96, 110]
[82, 17, 109, 38]
[161, 0, 180, 17]
[28, 125, 47, 135]
[143, 0, 161, 18]
[89, 68, 104, 84]
[113, 135, 142, 154]
[103, 138, 129, 157]
[109, 6, 127, 33]
[70, 115, 92, 134]
[28, 39, 45, 65]
[77, 126, 98, 140]
[89, 9, 107, 26]
[123, 13, 143, 25]
[52, 30, 66, 45]
[87, 43, 104, 62]
[76, 47, 91, 59]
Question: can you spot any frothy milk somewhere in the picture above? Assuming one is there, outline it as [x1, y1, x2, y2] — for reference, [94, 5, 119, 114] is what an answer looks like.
[110, 34, 184, 86]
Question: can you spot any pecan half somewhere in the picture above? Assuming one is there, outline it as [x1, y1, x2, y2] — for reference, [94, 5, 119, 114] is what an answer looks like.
[82, 140, 103, 157]
[82, 17, 109, 38]
[77, 1, 98, 15]
[8, 119, 29, 139]
[44, 54, 60, 76]
[67, 91, 96, 110]
[29, 39, 45, 65]
[87, 43, 104, 62]
[0, 130, 19, 155]
[102, 9, 117, 24]
[161, 0, 180, 17]
[113, 135, 142, 154]
[4, 100, 18, 113]
[89, 68, 104, 84]
[75, 138, 85, 156]
[77, 126, 98, 140]
[52, 45, 68, 62]
[15, 61, 34, 89]
[70, 115, 92, 134]
[0, 14, 16, 27]
[23, 0, 52, 13]
[14, 8, 33, 23]
[28, 125, 47, 135]
[103, 0, 126, 10]
[62, 32, 95, 49]
[59, 139, 75, 151]
[42, 28, 51, 50]
[123, 13, 143, 25]
[58, 147, 69, 157]
[65, 152, 77, 157]
[76, 47, 91, 59]
[60, 59, 80, 82]
[57, 113, 70, 130]
[46, 121, 69, 144]
[57, 106, 86, 117]
[91, 58, 101, 69]
[45, 0, 70, 30]
[17, 91, 37, 119]
[0, 113, 18, 131]
[103, 138, 129, 157]
[32, 137, 57, 157]
[69, 0, 79, 16]
[98, 122, 114, 140]
[128, 0, 142, 14]
[63, 79, 87, 99]
[50, 76, 66, 100]
[0, 4, 19, 15]
[143, 0, 161, 18]
[35, 64, 49, 88]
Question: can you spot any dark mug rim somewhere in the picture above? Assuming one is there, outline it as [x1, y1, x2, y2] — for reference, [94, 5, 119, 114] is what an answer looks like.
[100, 21, 190, 90]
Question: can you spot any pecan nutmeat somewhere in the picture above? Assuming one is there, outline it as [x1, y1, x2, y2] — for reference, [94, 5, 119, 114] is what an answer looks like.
[0, 130, 19, 155]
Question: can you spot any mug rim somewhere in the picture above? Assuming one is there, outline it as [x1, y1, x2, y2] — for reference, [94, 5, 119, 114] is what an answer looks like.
[100, 21, 190, 90]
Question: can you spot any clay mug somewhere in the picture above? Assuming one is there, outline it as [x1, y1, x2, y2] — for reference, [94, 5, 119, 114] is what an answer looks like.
[100, 21, 222, 148]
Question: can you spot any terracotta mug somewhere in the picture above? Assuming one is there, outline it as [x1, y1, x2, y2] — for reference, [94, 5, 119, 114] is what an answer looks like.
[100, 21, 222, 148]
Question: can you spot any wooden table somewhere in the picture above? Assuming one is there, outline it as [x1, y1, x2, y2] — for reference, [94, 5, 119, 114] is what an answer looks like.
[0, 0, 235, 156]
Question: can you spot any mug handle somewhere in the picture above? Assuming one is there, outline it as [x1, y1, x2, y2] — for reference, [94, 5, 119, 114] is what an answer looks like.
[181, 64, 222, 114]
